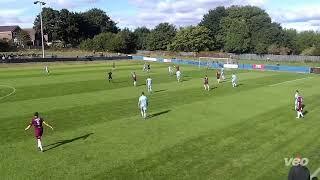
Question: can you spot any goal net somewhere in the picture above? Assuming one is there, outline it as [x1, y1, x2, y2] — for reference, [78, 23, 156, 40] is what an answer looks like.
[198, 57, 232, 69]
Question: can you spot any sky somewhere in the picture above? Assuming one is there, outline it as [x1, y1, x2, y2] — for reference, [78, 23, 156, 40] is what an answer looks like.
[0, 0, 320, 31]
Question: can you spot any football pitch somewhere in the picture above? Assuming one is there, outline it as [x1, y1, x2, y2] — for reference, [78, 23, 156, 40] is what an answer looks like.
[0, 60, 320, 179]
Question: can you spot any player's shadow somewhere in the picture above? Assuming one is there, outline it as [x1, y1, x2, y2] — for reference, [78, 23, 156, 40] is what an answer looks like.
[154, 89, 167, 93]
[210, 87, 218, 90]
[148, 110, 171, 118]
[44, 133, 94, 152]
[303, 110, 309, 116]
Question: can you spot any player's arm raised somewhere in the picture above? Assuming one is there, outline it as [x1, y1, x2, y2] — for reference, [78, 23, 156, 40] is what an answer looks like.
[43, 121, 54, 130]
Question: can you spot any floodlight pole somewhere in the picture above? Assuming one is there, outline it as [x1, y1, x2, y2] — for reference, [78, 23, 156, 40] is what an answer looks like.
[34, 1, 46, 58]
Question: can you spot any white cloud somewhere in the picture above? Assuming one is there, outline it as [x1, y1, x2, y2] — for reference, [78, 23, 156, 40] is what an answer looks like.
[120, 0, 269, 29]
[269, 5, 320, 31]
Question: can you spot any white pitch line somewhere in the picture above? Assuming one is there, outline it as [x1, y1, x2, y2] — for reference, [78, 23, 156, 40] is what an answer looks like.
[311, 167, 320, 178]
[269, 77, 314, 87]
[0, 85, 16, 100]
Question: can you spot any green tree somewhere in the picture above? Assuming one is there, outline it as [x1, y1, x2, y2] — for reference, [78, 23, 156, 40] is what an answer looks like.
[169, 26, 213, 52]
[220, 16, 250, 53]
[0, 40, 12, 52]
[147, 23, 176, 50]
[17, 30, 32, 47]
[199, 6, 227, 49]
[33, 8, 60, 42]
[57, 9, 81, 46]
[134, 27, 150, 50]
[82, 8, 119, 36]
[116, 29, 137, 53]
[296, 31, 320, 53]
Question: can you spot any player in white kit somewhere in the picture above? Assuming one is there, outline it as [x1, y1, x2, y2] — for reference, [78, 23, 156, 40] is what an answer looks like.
[176, 70, 181, 82]
[138, 92, 148, 119]
[168, 66, 173, 75]
[294, 90, 299, 110]
[220, 68, 225, 81]
[44, 65, 50, 75]
[231, 73, 238, 87]
[146, 76, 152, 93]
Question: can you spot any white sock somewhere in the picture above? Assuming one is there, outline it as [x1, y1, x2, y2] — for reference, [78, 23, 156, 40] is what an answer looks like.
[299, 111, 304, 117]
[37, 139, 43, 151]
[141, 110, 144, 117]
[144, 110, 147, 118]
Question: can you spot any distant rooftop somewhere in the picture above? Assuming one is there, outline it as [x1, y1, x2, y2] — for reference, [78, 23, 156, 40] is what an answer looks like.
[0, 26, 20, 32]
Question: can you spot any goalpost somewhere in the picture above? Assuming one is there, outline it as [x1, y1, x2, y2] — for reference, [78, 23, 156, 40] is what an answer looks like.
[198, 57, 231, 69]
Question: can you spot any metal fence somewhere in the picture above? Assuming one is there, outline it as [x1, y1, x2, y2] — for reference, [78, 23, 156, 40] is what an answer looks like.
[1, 55, 131, 63]
[224, 54, 320, 62]
[136, 50, 320, 62]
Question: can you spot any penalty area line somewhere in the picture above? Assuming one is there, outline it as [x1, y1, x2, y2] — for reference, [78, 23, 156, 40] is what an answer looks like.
[268, 77, 314, 87]
[0, 85, 16, 100]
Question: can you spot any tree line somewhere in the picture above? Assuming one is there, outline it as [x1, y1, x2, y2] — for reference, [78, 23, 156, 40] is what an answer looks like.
[2, 6, 320, 56]
[79, 6, 320, 55]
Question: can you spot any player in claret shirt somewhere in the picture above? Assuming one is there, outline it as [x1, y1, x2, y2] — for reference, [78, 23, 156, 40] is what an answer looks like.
[296, 96, 304, 119]
[132, 72, 137, 87]
[204, 75, 210, 91]
[25, 112, 53, 152]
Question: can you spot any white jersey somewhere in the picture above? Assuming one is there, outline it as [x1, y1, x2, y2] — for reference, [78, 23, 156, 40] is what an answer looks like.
[232, 74, 237, 81]
[168, 66, 172, 72]
[146, 78, 152, 85]
[139, 95, 148, 107]
[295, 92, 299, 99]
[176, 71, 181, 77]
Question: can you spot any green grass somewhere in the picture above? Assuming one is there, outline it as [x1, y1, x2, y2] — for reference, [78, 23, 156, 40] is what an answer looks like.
[0, 60, 320, 180]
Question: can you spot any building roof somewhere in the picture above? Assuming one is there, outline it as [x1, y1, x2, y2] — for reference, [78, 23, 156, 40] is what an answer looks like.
[0, 26, 20, 32]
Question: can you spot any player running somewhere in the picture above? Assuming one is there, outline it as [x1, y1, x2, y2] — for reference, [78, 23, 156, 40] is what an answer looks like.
[25, 112, 53, 152]
[175, 65, 180, 71]
[143, 63, 147, 71]
[44, 65, 50, 75]
[296, 96, 304, 118]
[147, 64, 151, 72]
[132, 72, 137, 87]
[146, 76, 152, 93]
[231, 73, 238, 87]
[138, 92, 148, 119]
[107, 71, 113, 83]
[216, 71, 221, 83]
[220, 68, 225, 81]
[176, 70, 181, 82]
[294, 90, 299, 110]
[204, 75, 210, 91]
[168, 65, 173, 75]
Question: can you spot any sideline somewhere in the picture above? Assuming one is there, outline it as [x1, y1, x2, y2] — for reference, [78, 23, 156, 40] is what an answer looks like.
[268, 77, 314, 87]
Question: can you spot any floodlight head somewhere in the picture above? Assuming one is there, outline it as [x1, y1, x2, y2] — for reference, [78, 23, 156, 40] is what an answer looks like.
[41, 2, 46, 5]
[34, 1, 39, 4]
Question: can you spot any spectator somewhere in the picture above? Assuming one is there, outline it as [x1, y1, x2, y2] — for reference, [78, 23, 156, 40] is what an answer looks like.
[288, 155, 310, 180]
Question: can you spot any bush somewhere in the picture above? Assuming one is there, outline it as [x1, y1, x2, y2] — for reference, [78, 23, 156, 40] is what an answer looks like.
[0, 40, 16, 52]
[80, 30, 137, 53]
[301, 46, 320, 56]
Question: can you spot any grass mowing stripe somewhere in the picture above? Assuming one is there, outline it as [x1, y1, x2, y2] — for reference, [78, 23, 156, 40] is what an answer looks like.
[1, 61, 319, 179]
